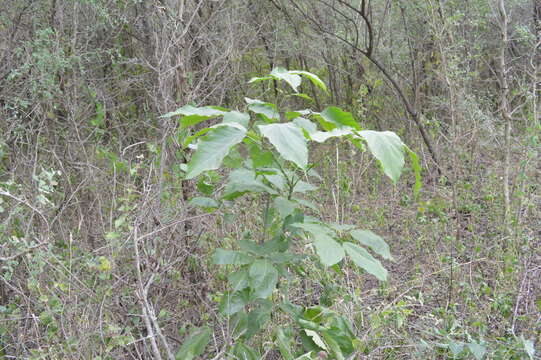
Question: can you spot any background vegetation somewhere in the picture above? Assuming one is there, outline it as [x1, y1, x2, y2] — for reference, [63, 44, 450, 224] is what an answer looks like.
[0, 0, 539, 358]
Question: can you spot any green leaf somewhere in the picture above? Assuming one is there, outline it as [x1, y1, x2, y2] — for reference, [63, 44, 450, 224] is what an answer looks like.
[275, 328, 295, 360]
[232, 342, 260, 360]
[359, 130, 405, 183]
[223, 111, 250, 129]
[319, 107, 360, 130]
[188, 197, 219, 209]
[271, 67, 302, 92]
[274, 197, 297, 219]
[249, 259, 279, 299]
[259, 123, 308, 169]
[293, 117, 318, 136]
[286, 109, 313, 120]
[289, 70, 328, 93]
[222, 168, 277, 200]
[162, 105, 225, 128]
[304, 330, 328, 350]
[328, 223, 357, 232]
[292, 222, 344, 266]
[310, 128, 353, 143]
[220, 290, 249, 315]
[343, 242, 388, 281]
[248, 143, 274, 168]
[293, 198, 319, 211]
[230, 311, 248, 338]
[182, 127, 212, 147]
[238, 237, 288, 256]
[313, 234, 344, 267]
[175, 326, 211, 360]
[521, 336, 535, 359]
[350, 230, 392, 260]
[245, 97, 279, 122]
[244, 300, 273, 339]
[291, 222, 334, 237]
[212, 249, 253, 265]
[467, 342, 486, 360]
[228, 269, 250, 291]
[185, 124, 246, 179]
[222, 146, 243, 168]
[321, 331, 345, 360]
[263, 172, 286, 191]
[292, 93, 314, 101]
[448, 341, 464, 357]
[196, 179, 214, 195]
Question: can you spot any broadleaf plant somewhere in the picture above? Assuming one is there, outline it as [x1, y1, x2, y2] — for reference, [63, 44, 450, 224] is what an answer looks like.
[165, 69, 421, 358]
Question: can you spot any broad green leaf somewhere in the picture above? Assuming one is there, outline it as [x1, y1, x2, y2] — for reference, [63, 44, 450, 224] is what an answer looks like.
[271, 67, 302, 92]
[245, 97, 279, 121]
[289, 70, 328, 93]
[293, 180, 316, 193]
[275, 328, 295, 360]
[321, 331, 345, 360]
[263, 172, 286, 191]
[292, 222, 343, 266]
[222, 146, 243, 168]
[313, 234, 344, 266]
[329, 223, 357, 232]
[188, 197, 219, 209]
[212, 249, 253, 265]
[238, 237, 288, 256]
[220, 290, 249, 315]
[223, 111, 250, 128]
[175, 326, 211, 360]
[304, 330, 328, 350]
[319, 107, 360, 130]
[291, 222, 334, 237]
[196, 179, 214, 195]
[293, 198, 319, 211]
[232, 342, 260, 360]
[248, 143, 274, 168]
[222, 168, 277, 200]
[259, 123, 308, 169]
[467, 342, 487, 360]
[185, 124, 246, 179]
[521, 336, 535, 359]
[231, 311, 249, 338]
[249, 259, 279, 298]
[286, 109, 313, 120]
[343, 242, 388, 281]
[162, 105, 225, 129]
[303, 306, 329, 323]
[350, 230, 392, 260]
[274, 197, 297, 219]
[448, 341, 464, 357]
[182, 127, 212, 147]
[228, 269, 250, 291]
[245, 300, 273, 339]
[293, 117, 318, 136]
[359, 130, 405, 183]
[310, 128, 353, 143]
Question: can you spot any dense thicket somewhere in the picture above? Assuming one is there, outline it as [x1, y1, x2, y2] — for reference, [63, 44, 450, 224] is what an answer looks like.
[0, 0, 539, 358]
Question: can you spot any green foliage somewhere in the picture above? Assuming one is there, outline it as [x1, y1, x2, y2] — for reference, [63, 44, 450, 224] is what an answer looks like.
[164, 68, 420, 357]
[175, 326, 211, 360]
